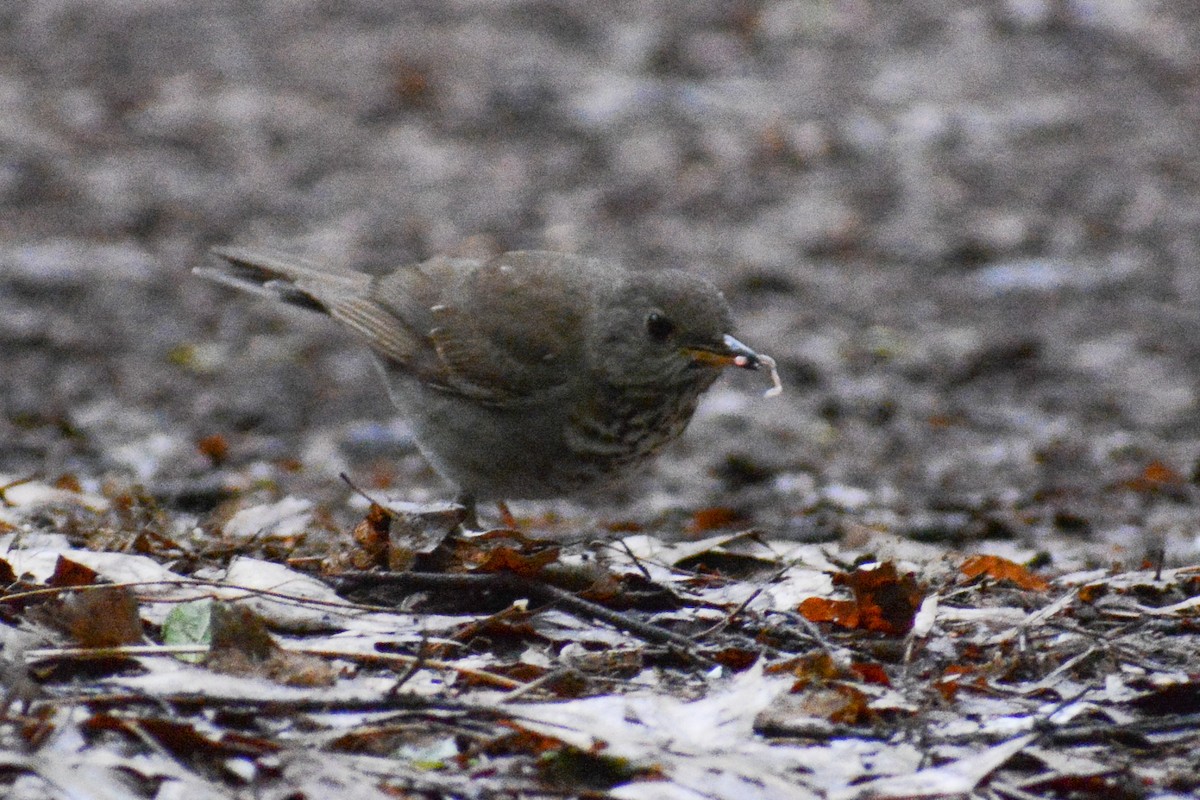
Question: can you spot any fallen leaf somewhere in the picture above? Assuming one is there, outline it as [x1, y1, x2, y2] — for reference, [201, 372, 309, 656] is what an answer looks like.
[206, 602, 337, 687]
[61, 586, 144, 648]
[48, 556, 98, 588]
[195, 433, 230, 466]
[455, 529, 560, 576]
[799, 562, 924, 635]
[960, 554, 1049, 591]
[349, 502, 391, 570]
[161, 599, 213, 663]
[687, 506, 743, 533]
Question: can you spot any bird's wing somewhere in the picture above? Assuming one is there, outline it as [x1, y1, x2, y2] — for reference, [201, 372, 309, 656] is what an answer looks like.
[373, 251, 599, 406]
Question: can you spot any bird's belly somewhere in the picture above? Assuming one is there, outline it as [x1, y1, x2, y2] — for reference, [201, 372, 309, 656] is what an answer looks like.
[383, 373, 701, 500]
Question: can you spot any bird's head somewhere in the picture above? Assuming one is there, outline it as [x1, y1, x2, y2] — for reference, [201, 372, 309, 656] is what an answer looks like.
[590, 270, 773, 392]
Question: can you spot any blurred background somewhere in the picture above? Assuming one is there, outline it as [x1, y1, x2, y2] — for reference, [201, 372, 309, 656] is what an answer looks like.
[4, 1, 1200, 559]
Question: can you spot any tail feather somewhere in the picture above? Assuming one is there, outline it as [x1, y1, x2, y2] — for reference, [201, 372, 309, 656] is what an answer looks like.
[198, 245, 426, 365]
[196, 246, 372, 314]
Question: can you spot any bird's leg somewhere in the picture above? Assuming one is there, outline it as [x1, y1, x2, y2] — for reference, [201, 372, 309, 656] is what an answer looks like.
[496, 500, 518, 530]
[455, 491, 480, 530]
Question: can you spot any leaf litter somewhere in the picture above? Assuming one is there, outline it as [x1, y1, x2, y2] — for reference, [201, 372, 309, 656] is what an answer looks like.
[1, 478, 1199, 799]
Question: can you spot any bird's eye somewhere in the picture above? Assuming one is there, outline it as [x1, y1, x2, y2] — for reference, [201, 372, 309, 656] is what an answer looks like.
[645, 312, 675, 342]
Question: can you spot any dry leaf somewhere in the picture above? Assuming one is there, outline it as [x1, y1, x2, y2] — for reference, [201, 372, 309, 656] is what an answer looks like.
[960, 554, 1049, 591]
[798, 561, 924, 635]
[61, 586, 144, 648]
[206, 602, 337, 687]
[48, 556, 98, 588]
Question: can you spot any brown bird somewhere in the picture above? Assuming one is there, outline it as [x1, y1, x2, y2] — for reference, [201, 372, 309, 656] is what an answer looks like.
[196, 248, 780, 524]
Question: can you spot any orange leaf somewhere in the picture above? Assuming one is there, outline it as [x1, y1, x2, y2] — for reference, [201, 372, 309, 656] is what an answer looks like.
[935, 677, 961, 701]
[196, 434, 230, 466]
[1123, 459, 1185, 494]
[1141, 459, 1183, 485]
[799, 562, 925, 635]
[960, 554, 1049, 591]
[838, 562, 925, 634]
[456, 530, 560, 576]
[687, 507, 742, 533]
[850, 662, 891, 686]
[798, 596, 860, 628]
[936, 663, 985, 701]
[766, 651, 842, 685]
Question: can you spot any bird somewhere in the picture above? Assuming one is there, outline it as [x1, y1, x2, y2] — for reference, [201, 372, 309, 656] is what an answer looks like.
[196, 247, 780, 525]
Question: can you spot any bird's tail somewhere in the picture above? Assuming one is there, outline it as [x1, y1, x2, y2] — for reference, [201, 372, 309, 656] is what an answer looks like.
[195, 246, 372, 314]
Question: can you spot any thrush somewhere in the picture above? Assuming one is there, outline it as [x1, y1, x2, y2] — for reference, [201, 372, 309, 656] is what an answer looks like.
[196, 247, 780, 521]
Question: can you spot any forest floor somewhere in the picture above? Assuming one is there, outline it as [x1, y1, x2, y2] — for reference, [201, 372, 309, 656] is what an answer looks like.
[3, 2, 1200, 798]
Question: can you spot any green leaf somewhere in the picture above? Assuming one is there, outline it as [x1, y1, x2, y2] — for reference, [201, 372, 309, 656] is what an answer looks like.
[161, 599, 213, 663]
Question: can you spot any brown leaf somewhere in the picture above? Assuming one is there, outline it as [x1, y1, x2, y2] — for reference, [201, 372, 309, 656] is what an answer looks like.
[52, 473, 82, 493]
[687, 507, 742, 533]
[85, 714, 279, 759]
[960, 554, 1049, 591]
[196, 434, 230, 466]
[767, 651, 843, 688]
[850, 661, 891, 686]
[799, 562, 925, 635]
[710, 647, 759, 672]
[486, 726, 569, 757]
[455, 529, 560, 576]
[61, 586, 144, 648]
[797, 684, 875, 725]
[206, 602, 336, 687]
[349, 503, 391, 569]
[261, 649, 340, 687]
[48, 556, 98, 588]
[1128, 680, 1200, 715]
[389, 57, 433, 108]
[209, 602, 276, 662]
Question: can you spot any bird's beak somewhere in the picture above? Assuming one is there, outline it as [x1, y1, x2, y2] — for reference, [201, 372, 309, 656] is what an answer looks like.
[684, 335, 784, 397]
[685, 334, 765, 370]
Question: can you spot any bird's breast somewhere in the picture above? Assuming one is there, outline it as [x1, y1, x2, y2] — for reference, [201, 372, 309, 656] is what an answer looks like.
[563, 381, 706, 470]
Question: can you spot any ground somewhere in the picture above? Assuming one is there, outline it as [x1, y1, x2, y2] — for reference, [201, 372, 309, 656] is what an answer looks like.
[2, 2, 1200, 799]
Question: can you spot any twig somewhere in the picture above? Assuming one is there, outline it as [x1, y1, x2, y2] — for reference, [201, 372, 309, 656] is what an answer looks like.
[500, 667, 579, 703]
[694, 564, 790, 639]
[339, 472, 395, 516]
[334, 571, 708, 656]
[614, 537, 654, 582]
[1, 578, 394, 614]
[45, 689, 477, 715]
[25, 642, 523, 690]
[387, 631, 430, 696]
[25, 644, 209, 661]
